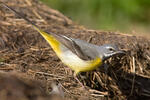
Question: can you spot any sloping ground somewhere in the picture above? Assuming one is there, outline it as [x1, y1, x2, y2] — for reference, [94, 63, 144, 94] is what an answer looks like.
[0, 0, 150, 100]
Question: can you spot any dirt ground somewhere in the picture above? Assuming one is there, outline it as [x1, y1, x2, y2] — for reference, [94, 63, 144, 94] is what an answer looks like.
[0, 0, 150, 100]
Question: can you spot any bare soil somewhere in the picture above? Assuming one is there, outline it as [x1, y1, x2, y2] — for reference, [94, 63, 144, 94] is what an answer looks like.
[0, 0, 150, 100]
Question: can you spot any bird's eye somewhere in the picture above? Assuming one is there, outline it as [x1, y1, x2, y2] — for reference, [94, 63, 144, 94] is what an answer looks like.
[109, 48, 115, 51]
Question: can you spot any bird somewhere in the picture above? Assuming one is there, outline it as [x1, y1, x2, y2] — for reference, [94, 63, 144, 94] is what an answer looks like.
[0, 2, 125, 83]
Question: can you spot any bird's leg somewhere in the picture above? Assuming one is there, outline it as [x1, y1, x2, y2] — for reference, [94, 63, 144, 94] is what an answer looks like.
[73, 72, 85, 89]
[104, 63, 109, 74]
[103, 63, 109, 87]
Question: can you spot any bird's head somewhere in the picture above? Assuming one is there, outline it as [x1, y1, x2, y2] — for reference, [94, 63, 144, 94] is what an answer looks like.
[98, 44, 125, 61]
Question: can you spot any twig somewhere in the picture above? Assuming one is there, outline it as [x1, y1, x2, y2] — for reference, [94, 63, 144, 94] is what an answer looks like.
[89, 89, 108, 96]
[25, 0, 32, 6]
[35, 71, 64, 79]
[59, 82, 70, 94]
[90, 93, 105, 97]
[130, 57, 135, 96]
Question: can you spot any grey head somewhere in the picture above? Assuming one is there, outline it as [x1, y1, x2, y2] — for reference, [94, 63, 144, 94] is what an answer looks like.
[97, 44, 125, 61]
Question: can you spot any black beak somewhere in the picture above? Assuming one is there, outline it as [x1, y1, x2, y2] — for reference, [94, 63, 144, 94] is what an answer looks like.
[103, 50, 126, 61]
[115, 50, 126, 55]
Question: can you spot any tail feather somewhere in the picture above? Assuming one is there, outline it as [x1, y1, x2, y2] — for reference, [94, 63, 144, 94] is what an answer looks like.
[0, 2, 62, 53]
[0, 2, 38, 28]
[0, 2, 51, 37]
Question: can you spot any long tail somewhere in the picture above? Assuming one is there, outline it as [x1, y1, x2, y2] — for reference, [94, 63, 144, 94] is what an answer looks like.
[0, 2, 62, 53]
[0, 2, 40, 29]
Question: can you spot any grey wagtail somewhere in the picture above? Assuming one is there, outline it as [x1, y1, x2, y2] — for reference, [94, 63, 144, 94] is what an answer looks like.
[0, 2, 125, 75]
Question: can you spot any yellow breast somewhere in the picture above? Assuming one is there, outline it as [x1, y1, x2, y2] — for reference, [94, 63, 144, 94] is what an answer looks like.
[73, 57, 102, 74]
[59, 49, 102, 74]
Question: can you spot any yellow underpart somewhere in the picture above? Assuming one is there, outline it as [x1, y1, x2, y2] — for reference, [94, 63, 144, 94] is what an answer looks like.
[73, 57, 102, 74]
[33, 26, 61, 55]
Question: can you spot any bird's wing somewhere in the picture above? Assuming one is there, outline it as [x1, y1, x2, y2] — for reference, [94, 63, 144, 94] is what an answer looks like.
[73, 39, 99, 59]
[0, 2, 93, 60]
[53, 34, 93, 60]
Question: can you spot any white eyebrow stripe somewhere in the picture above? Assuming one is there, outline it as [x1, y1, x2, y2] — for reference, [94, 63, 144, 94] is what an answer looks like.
[62, 35, 73, 41]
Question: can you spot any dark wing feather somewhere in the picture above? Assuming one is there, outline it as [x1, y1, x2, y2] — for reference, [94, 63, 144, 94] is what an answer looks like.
[53, 34, 92, 60]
